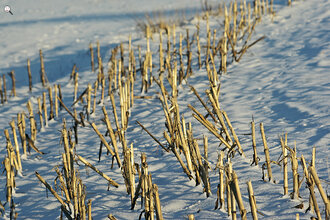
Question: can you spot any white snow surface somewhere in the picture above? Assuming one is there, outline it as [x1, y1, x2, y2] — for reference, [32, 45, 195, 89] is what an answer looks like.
[0, 0, 329, 219]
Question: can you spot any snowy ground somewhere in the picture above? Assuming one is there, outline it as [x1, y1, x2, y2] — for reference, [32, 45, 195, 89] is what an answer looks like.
[0, 0, 329, 219]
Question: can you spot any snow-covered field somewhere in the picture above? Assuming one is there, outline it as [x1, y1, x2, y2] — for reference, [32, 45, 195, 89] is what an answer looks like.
[0, 0, 329, 219]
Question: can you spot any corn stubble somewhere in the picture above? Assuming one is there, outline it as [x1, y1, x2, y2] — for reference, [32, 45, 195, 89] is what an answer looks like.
[1, 1, 328, 220]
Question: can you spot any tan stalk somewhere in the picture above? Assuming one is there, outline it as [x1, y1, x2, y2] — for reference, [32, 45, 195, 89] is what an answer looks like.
[194, 140, 211, 197]
[175, 104, 193, 174]
[4, 158, 13, 203]
[87, 83, 91, 120]
[57, 97, 81, 125]
[4, 129, 19, 172]
[189, 86, 217, 123]
[74, 72, 78, 102]
[159, 30, 164, 73]
[90, 123, 116, 159]
[9, 120, 22, 171]
[247, 181, 258, 220]
[3, 74, 7, 102]
[54, 84, 58, 118]
[197, 35, 202, 69]
[110, 92, 120, 131]
[38, 97, 44, 129]
[43, 92, 48, 127]
[223, 111, 245, 156]
[280, 136, 288, 195]
[48, 86, 54, 120]
[231, 171, 247, 219]
[77, 155, 119, 187]
[226, 160, 232, 216]
[136, 121, 169, 152]
[218, 151, 225, 209]
[291, 141, 299, 199]
[72, 170, 78, 218]
[309, 166, 330, 218]
[58, 84, 63, 110]
[9, 71, 16, 97]
[102, 106, 122, 167]
[39, 49, 47, 87]
[25, 134, 44, 155]
[17, 113, 26, 157]
[0, 76, 3, 104]
[27, 59, 32, 92]
[54, 168, 71, 203]
[62, 128, 72, 172]
[189, 109, 231, 150]
[206, 91, 233, 145]
[89, 43, 95, 72]
[301, 155, 320, 218]
[204, 135, 208, 161]
[166, 26, 171, 60]
[148, 174, 154, 220]
[251, 120, 258, 165]
[88, 199, 92, 220]
[35, 172, 66, 207]
[27, 101, 37, 141]
[92, 81, 98, 114]
[101, 77, 105, 104]
[153, 184, 163, 220]
[260, 123, 272, 181]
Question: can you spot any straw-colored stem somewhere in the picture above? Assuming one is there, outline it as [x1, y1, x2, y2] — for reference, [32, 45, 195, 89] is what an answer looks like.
[218, 151, 225, 209]
[3, 74, 7, 102]
[226, 161, 232, 216]
[17, 113, 27, 156]
[39, 50, 47, 87]
[57, 97, 81, 125]
[41, 93, 48, 128]
[89, 43, 95, 72]
[110, 92, 120, 131]
[291, 142, 299, 199]
[4, 158, 13, 203]
[280, 135, 288, 195]
[54, 84, 58, 118]
[4, 129, 19, 172]
[102, 106, 122, 167]
[87, 83, 91, 120]
[309, 166, 330, 218]
[136, 121, 169, 152]
[153, 184, 163, 220]
[260, 123, 272, 181]
[9, 120, 22, 171]
[27, 59, 32, 92]
[251, 121, 258, 165]
[0, 76, 4, 104]
[74, 72, 78, 102]
[92, 81, 97, 114]
[247, 181, 258, 220]
[27, 101, 37, 141]
[301, 155, 319, 217]
[88, 199, 92, 220]
[35, 171, 66, 207]
[223, 111, 244, 156]
[54, 167, 71, 203]
[48, 86, 54, 120]
[25, 134, 44, 155]
[77, 155, 119, 187]
[231, 171, 247, 219]
[9, 71, 16, 97]
[90, 122, 116, 158]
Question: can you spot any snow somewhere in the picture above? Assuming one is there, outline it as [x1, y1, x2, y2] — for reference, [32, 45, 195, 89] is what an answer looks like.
[0, 0, 329, 219]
